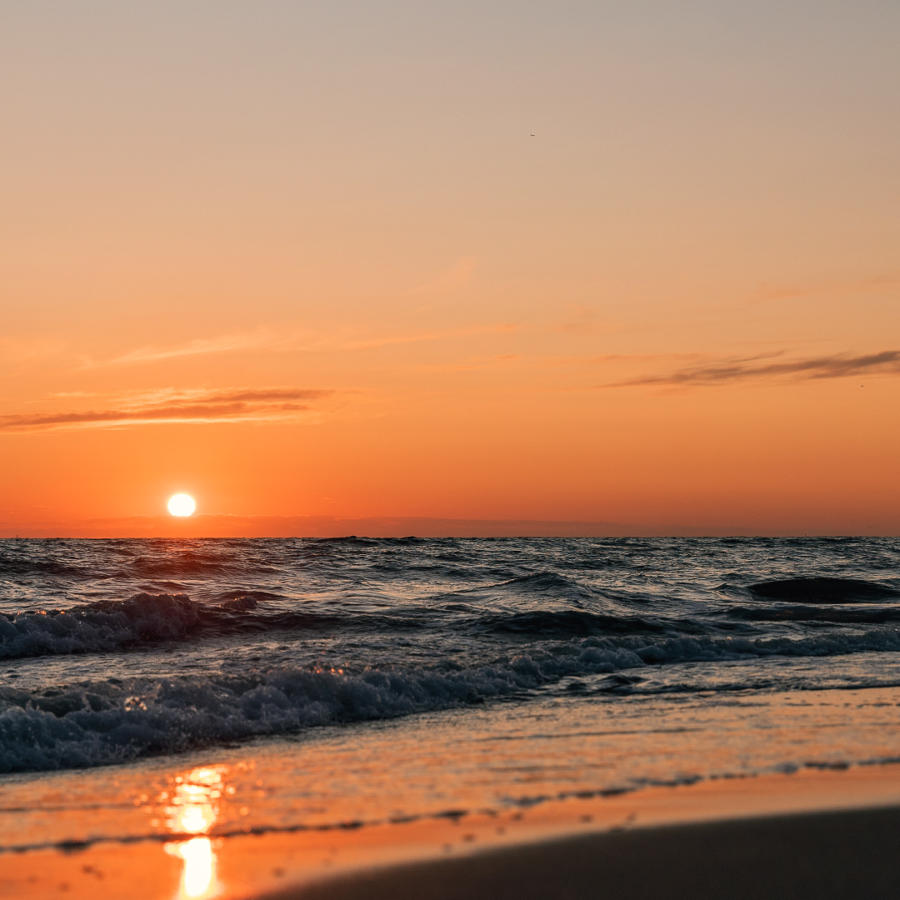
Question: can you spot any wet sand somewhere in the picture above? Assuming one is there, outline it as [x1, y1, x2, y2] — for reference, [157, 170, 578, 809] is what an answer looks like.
[4, 764, 900, 899]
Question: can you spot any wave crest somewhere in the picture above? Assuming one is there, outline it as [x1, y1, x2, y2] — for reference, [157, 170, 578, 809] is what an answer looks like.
[0, 594, 206, 659]
[5, 625, 900, 773]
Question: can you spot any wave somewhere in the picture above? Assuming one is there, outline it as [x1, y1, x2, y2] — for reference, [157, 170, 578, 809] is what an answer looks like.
[5, 626, 900, 773]
[498, 572, 591, 592]
[7, 571, 899, 662]
[0, 594, 326, 660]
[0, 552, 87, 578]
[726, 604, 900, 624]
[207, 589, 287, 606]
[0, 593, 435, 661]
[0, 594, 210, 659]
[747, 577, 898, 603]
[310, 536, 427, 547]
[472, 571, 603, 607]
[126, 551, 251, 578]
[480, 609, 670, 637]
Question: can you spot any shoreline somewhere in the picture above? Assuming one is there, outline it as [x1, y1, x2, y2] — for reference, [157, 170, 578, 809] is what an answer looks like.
[4, 763, 900, 899]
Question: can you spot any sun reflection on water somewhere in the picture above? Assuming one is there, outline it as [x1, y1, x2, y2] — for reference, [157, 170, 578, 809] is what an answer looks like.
[163, 766, 226, 899]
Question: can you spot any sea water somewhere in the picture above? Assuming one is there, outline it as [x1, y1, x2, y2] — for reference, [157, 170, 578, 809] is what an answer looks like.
[2, 537, 899, 854]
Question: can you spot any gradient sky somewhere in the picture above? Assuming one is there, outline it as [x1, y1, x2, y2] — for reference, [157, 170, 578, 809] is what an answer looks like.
[2, 1, 898, 536]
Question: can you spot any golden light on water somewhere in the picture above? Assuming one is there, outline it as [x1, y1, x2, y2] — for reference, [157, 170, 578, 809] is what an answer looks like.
[167, 493, 197, 517]
[170, 837, 215, 899]
[164, 766, 225, 900]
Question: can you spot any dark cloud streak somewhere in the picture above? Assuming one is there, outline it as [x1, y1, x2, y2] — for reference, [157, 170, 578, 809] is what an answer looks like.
[612, 350, 900, 388]
[0, 388, 333, 431]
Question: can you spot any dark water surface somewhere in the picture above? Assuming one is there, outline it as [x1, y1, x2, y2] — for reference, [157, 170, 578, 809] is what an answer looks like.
[2, 537, 899, 775]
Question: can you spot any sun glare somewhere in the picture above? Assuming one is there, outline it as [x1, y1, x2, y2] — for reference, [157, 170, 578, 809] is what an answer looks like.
[168, 493, 197, 517]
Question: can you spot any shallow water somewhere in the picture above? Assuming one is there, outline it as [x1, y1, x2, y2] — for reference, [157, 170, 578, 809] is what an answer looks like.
[2, 537, 900, 854]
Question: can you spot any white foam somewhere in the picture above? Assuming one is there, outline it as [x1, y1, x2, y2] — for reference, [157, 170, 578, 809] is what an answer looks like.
[4, 627, 900, 773]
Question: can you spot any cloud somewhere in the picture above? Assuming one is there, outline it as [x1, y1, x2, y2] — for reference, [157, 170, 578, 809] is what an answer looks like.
[611, 350, 900, 388]
[0, 387, 333, 432]
[85, 320, 516, 367]
[752, 274, 900, 304]
[84, 329, 282, 368]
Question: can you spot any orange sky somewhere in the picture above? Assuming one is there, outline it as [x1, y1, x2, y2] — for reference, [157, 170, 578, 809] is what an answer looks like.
[2, 3, 898, 536]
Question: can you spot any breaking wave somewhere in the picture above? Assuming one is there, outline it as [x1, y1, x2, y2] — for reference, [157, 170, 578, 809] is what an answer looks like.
[0, 594, 341, 660]
[5, 625, 900, 773]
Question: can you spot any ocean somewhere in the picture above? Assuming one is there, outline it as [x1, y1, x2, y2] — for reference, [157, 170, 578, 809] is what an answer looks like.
[2, 536, 900, 859]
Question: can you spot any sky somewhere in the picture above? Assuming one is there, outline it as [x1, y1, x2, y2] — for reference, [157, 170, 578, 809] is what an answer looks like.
[1, 1, 898, 536]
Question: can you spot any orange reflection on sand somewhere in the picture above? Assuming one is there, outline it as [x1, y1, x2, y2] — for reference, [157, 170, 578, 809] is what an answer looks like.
[163, 766, 227, 899]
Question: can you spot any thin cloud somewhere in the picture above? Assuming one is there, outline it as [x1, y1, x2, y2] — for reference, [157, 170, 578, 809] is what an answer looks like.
[611, 350, 900, 388]
[85, 321, 516, 367]
[0, 388, 333, 432]
[752, 274, 900, 304]
[84, 329, 282, 368]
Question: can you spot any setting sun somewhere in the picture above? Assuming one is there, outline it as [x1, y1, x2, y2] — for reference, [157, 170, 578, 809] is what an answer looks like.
[167, 493, 197, 517]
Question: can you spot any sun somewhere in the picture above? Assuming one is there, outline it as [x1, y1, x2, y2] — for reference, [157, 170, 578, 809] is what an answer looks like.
[167, 493, 197, 517]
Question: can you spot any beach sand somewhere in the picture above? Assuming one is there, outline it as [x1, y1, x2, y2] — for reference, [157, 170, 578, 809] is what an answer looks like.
[276, 805, 900, 900]
[4, 763, 900, 899]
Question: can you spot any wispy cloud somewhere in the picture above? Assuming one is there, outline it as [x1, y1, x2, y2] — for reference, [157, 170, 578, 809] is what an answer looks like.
[83, 329, 283, 368]
[611, 350, 900, 388]
[0, 387, 334, 432]
[84, 320, 517, 368]
[752, 274, 900, 304]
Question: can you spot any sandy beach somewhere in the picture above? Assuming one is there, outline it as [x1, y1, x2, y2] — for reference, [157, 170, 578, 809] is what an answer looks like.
[277, 805, 900, 900]
[4, 763, 900, 900]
